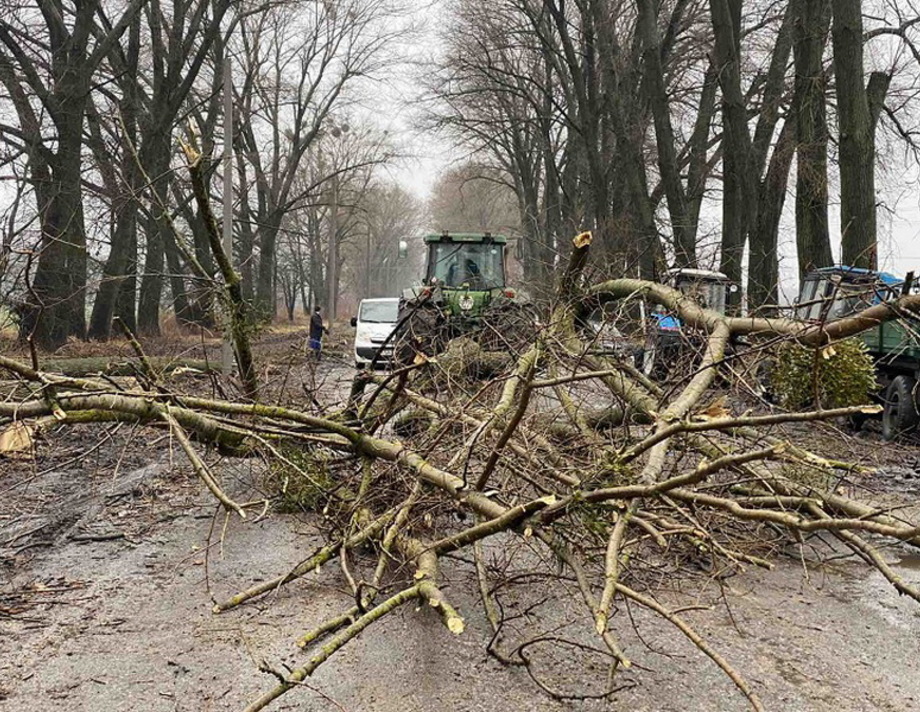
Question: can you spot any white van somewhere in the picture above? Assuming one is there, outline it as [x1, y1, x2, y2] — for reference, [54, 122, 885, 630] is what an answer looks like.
[351, 298, 400, 368]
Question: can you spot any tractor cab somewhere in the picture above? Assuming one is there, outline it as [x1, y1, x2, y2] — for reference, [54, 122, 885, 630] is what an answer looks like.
[795, 266, 920, 440]
[649, 268, 733, 332]
[665, 267, 733, 314]
[641, 267, 734, 377]
[394, 232, 534, 363]
[406, 232, 519, 318]
[795, 266, 907, 321]
[426, 233, 507, 291]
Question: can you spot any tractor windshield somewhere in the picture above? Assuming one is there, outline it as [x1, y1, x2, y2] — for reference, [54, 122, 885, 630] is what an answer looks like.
[427, 242, 504, 289]
[796, 274, 896, 321]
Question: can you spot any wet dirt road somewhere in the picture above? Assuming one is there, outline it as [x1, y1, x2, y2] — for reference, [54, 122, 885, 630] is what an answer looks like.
[2, 471, 919, 712]
[2, 356, 920, 711]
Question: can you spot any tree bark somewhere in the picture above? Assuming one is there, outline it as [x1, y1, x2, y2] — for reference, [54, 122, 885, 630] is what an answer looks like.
[25, 117, 89, 346]
[832, 0, 889, 270]
[88, 17, 142, 340]
[710, 0, 757, 308]
[685, 64, 719, 246]
[748, 118, 796, 311]
[747, 5, 795, 312]
[255, 214, 283, 315]
[137, 127, 172, 336]
[638, 0, 692, 266]
[793, 0, 833, 278]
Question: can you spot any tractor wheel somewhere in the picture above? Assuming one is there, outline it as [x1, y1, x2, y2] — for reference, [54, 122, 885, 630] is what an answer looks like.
[882, 375, 919, 441]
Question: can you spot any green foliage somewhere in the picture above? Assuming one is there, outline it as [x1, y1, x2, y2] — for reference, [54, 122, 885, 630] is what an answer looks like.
[264, 446, 333, 512]
[565, 460, 637, 540]
[771, 338, 877, 410]
[565, 497, 614, 539]
[589, 454, 637, 488]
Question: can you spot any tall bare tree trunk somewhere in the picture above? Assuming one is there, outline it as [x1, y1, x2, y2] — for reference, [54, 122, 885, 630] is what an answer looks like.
[6, 38, 92, 346]
[749, 119, 796, 310]
[685, 64, 718, 252]
[638, 0, 692, 267]
[746, 3, 794, 311]
[256, 215, 283, 315]
[89, 18, 141, 340]
[832, 0, 890, 270]
[710, 0, 757, 308]
[114, 212, 139, 332]
[793, 0, 833, 278]
[138, 214, 167, 335]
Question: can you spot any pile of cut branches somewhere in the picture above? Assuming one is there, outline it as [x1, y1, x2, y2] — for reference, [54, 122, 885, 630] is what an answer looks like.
[3, 233, 920, 712]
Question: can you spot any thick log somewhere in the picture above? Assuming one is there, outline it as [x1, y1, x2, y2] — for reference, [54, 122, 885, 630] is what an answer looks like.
[39, 356, 215, 377]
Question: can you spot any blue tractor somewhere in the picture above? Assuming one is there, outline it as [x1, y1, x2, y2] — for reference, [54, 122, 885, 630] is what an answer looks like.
[641, 268, 736, 377]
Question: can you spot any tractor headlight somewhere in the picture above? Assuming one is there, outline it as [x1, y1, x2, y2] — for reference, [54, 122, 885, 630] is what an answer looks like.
[459, 295, 474, 312]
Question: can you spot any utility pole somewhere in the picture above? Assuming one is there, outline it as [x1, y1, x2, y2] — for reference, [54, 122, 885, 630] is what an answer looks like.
[324, 122, 348, 321]
[326, 173, 338, 321]
[221, 56, 234, 376]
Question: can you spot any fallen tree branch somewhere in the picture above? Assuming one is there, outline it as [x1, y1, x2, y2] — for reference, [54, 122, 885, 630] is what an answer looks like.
[161, 407, 246, 518]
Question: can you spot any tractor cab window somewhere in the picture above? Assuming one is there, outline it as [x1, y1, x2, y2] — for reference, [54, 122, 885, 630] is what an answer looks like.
[797, 274, 893, 322]
[428, 242, 504, 289]
[832, 283, 877, 318]
[795, 276, 849, 320]
[795, 277, 825, 321]
[673, 277, 726, 314]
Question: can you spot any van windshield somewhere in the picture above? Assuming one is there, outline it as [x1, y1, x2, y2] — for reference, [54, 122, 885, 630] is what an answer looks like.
[359, 300, 399, 324]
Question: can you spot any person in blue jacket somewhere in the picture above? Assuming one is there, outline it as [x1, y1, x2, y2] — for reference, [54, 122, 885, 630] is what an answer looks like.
[651, 307, 681, 332]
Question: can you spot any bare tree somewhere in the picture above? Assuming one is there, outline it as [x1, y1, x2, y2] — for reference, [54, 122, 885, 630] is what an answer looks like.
[428, 164, 520, 235]
[793, 0, 833, 278]
[428, 0, 564, 284]
[348, 182, 423, 300]
[0, 0, 145, 347]
[832, 0, 891, 270]
[230, 0, 405, 316]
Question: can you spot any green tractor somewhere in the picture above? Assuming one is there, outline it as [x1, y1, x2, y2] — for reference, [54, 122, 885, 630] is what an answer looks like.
[393, 232, 534, 363]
